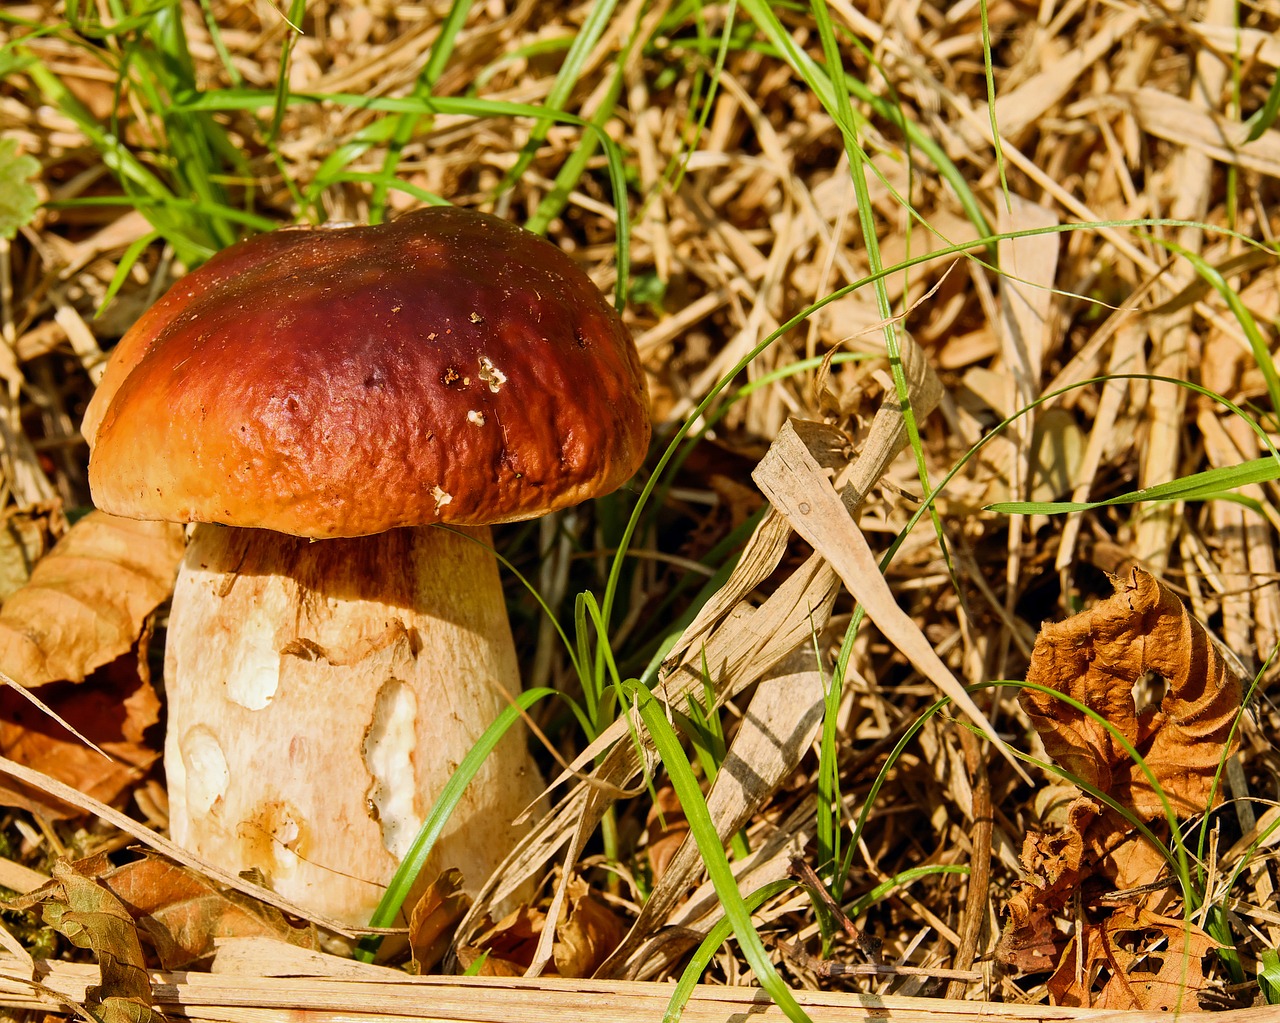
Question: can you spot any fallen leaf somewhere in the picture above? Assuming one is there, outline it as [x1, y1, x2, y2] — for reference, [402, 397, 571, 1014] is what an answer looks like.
[994, 901, 1062, 974]
[31, 859, 161, 1023]
[0, 502, 67, 604]
[1001, 569, 1243, 984]
[455, 905, 542, 977]
[0, 511, 185, 688]
[644, 785, 688, 883]
[553, 877, 626, 978]
[1022, 567, 1242, 820]
[407, 869, 471, 973]
[0, 652, 161, 817]
[101, 854, 318, 970]
[1047, 906, 1217, 1010]
[456, 877, 624, 979]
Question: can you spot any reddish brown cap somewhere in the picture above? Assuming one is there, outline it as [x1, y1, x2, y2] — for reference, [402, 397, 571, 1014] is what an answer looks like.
[85, 207, 651, 538]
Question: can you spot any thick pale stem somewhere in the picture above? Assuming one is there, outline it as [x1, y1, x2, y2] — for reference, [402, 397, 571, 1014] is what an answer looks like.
[164, 523, 544, 924]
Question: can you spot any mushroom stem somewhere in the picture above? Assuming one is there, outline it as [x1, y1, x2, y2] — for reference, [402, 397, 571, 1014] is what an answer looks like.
[163, 523, 544, 925]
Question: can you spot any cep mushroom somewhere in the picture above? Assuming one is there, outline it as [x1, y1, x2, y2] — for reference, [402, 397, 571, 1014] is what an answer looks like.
[82, 207, 651, 925]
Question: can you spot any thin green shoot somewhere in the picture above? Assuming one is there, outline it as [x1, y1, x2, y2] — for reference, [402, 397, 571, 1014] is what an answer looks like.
[846, 863, 969, 919]
[987, 454, 1280, 515]
[664, 879, 796, 1023]
[368, 0, 474, 224]
[356, 686, 560, 961]
[978, 0, 1011, 212]
[675, 657, 750, 859]
[496, 0, 620, 195]
[627, 682, 812, 1023]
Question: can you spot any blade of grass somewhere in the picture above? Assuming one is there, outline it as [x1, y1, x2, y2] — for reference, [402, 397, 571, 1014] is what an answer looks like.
[496, 0, 620, 194]
[987, 455, 1280, 514]
[368, 0, 474, 224]
[628, 681, 811, 1023]
[356, 685, 559, 961]
[664, 879, 796, 1023]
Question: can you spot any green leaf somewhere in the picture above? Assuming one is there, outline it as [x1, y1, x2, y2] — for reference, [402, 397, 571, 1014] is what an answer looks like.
[0, 136, 40, 240]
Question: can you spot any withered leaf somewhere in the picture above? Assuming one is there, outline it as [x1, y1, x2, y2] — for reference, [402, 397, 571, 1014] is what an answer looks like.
[0, 502, 66, 604]
[1022, 568, 1242, 819]
[38, 859, 162, 1023]
[455, 905, 542, 977]
[0, 511, 184, 689]
[455, 877, 625, 979]
[644, 784, 689, 883]
[407, 868, 471, 973]
[994, 901, 1061, 974]
[552, 877, 626, 978]
[0, 654, 161, 817]
[101, 855, 318, 970]
[1046, 906, 1217, 1010]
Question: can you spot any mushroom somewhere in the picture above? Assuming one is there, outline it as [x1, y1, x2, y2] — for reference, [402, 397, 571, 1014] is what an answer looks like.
[82, 207, 651, 924]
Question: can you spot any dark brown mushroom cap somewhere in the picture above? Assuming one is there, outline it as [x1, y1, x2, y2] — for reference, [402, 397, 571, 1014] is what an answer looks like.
[85, 207, 651, 538]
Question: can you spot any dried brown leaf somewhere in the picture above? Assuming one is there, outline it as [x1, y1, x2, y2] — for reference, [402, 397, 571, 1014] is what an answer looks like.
[36, 859, 162, 1023]
[101, 854, 318, 970]
[0, 502, 66, 604]
[0, 653, 160, 816]
[0, 512, 184, 688]
[643, 785, 688, 884]
[552, 877, 626, 978]
[994, 901, 1061, 975]
[1022, 568, 1243, 819]
[1046, 906, 1217, 1010]
[407, 868, 471, 973]
[455, 905, 542, 977]
[456, 877, 624, 979]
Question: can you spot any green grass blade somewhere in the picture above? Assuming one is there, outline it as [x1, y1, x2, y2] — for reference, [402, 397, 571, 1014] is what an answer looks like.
[1245, 72, 1280, 141]
[979, 0, 1010, 211]
[664, 879, 796, 1022]
[497, 0, 620, 192]
[629, 682, 811, 1023]
[369, 0, 474, 223]
[987, 455, 1280, 514]
[356, 686, 559, 960]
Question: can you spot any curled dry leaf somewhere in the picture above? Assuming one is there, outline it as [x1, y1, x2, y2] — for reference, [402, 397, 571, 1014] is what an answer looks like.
[1021, 567, 1242, 820]
[1046, 906, 1217, 1011]
[1000, 568, 1242, 1009]
[455, 877, 625, 978]
[0, 511, 185, 688]
[0, 511, 183, 815]
[101, 854, 318, 970]
[18, 858, 161, 1023]
[408, 868, 472, 973]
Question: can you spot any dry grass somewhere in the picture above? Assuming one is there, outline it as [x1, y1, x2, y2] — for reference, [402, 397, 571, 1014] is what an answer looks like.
[1, 0, 1279, 1018]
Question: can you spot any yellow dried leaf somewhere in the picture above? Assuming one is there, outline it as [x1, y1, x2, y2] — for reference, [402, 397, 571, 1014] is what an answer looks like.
[1022, 568, 1242, 819]
[0, 511, 185, 688]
